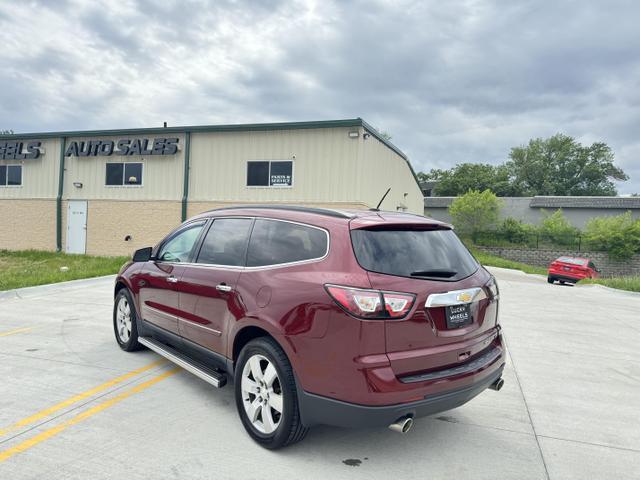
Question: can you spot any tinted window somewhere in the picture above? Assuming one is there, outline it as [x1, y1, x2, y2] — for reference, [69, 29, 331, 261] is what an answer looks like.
[7, 165, 21, 185]
[158, 222, 205, 262]
[106, 163, 124, 185]
[197, 218, 253, 266]
[247, 219, 328, 267]
[124, 163, 142, 185]
[0, 166, 6, 186]
[351, 228, 479, 281]
[269, 161, 292, 186]
[106, 162, 143, 186]
[247, 161, 269, 186]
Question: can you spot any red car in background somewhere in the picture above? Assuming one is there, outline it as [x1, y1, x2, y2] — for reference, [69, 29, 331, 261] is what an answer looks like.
[547, 257, 600, 284]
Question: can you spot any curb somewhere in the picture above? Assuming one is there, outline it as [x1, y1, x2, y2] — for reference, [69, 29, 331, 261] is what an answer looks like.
[0, 274, 117, 301]
[575, 282, 640, 298]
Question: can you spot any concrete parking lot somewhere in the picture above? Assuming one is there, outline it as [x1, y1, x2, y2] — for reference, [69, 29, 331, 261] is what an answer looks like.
[0, 268, 638, 479]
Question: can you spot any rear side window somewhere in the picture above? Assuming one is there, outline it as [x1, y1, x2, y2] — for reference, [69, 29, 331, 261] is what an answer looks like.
[247, 219, 328, 267]
[351, 228, 479, 281]
[197, 218, 253, 266]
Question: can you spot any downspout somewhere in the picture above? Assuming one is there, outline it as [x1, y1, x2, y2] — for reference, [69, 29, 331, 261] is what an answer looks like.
[56, 137, 66, 251]
[181, 132, 191, 222]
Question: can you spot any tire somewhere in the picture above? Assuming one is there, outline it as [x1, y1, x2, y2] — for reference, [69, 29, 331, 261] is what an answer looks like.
[113, 288, 143, 352]
[547, 276, 554, 284]
[234, 337, 308, 449]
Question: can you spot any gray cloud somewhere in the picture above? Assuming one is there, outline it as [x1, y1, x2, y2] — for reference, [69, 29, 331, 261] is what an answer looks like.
[1, 0, 639, 193]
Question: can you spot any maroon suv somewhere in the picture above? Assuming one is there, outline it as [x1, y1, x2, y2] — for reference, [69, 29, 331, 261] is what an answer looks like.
[113, 206, 505, 449]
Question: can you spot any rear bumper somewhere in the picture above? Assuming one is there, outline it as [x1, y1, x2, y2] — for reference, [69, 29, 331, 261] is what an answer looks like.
[297, 363, 504, 428]
[548, 273, 582, 283]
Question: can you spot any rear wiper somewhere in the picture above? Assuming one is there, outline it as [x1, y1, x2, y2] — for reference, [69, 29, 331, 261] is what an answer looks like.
[410, 269, 457, 278]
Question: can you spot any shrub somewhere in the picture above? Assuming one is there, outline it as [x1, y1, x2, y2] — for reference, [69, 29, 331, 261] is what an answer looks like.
[449, 189, 502, 237]
[539, 209, 579, 246]
[496, 217, 537, 244]
[583, 211, 640, 259]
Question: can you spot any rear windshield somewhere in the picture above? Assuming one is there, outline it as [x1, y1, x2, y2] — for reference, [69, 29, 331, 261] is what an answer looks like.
[557, 257, 586, 265]
[350, 228, 479, 281]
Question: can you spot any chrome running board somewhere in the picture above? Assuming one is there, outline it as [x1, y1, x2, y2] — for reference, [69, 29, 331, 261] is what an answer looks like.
[138, 336, 227, 388]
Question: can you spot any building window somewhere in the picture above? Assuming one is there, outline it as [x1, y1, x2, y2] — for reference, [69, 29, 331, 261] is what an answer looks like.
[106, 162, 143, 186]
[0, 165, 22, 186]
[247, 160, 293, 187]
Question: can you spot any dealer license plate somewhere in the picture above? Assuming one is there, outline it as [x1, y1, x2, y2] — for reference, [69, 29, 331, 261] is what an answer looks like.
[445, 304, 472, 329]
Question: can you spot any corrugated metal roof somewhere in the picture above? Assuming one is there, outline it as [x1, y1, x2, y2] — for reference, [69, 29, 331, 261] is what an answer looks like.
[529, 196, 640, 209]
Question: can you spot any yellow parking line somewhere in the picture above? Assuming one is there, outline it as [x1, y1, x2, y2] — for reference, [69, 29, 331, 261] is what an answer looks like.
[0, 327, 33, 337]
[0, 367, 180, 462]
[0, 359, 166, 437]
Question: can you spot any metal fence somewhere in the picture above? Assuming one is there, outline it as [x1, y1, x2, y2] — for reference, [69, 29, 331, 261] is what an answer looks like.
[472, 231, 590, 251]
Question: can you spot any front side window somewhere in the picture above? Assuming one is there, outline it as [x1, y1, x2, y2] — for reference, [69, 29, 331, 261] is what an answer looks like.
[196, 218, 253, 266]
[247, 160, 293, 187]
[247, 219, 328, 267]
[157, 222, 205, 263]
[106, 162, 143, 186]
[0, 165, 22, 186]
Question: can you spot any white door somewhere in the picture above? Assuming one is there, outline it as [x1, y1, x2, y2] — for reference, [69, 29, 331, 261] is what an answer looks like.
[66, 201, 87, 254]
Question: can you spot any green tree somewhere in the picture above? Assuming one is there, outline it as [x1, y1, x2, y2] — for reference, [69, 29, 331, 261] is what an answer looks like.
[429, 163, 519, 196]
[449, 189, 502, 237]
[506, 134, 628, 196]
[583, 212, 640, 259]
[416, 133, 628, 197]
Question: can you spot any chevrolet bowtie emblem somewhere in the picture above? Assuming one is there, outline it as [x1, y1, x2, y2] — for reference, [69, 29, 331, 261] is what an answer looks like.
[457, 292, 472, 303]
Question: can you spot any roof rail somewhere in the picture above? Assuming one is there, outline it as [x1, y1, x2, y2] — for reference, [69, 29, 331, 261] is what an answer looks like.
[206, 205, 354, 219]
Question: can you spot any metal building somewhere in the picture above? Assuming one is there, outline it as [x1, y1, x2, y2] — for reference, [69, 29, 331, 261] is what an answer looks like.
[0, 118, 423, 256]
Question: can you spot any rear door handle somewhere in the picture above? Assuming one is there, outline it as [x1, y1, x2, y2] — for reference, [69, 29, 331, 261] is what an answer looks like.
[216, 283, 232, 292]
[167, 276, 178, 283]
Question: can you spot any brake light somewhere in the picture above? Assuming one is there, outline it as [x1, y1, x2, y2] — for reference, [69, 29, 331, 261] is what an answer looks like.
[325, 284, 415, 320]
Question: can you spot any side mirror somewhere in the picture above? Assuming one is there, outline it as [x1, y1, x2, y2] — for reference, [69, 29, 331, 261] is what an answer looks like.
[132, 246, 153, 262]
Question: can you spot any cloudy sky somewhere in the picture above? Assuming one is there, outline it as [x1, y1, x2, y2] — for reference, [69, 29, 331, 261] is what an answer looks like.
[1, 0, 639, 193]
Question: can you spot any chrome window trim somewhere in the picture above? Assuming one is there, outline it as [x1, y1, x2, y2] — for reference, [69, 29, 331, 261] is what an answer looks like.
[183, 216, 330, 270]
[154, 216, 330, 270]
[425, 287, 487, 308]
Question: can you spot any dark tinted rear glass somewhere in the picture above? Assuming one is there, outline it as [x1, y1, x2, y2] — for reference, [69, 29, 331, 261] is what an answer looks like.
[351, 228, 479, 281]
[247, 219, 328, 267]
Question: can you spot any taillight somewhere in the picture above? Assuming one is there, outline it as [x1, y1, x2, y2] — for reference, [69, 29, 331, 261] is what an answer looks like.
[325, 284, 415, 320]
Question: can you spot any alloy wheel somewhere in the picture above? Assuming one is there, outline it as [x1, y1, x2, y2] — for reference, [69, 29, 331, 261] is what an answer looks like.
[241, 354, 283, 434]
[116, 296, 132, 343]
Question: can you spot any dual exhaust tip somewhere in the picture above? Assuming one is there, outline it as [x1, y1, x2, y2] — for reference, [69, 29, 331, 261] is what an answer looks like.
[388, 377, 505, 434]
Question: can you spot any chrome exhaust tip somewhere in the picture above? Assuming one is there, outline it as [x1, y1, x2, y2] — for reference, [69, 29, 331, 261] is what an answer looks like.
[489, 377, 504, 391]
[389, 416, 414, 434]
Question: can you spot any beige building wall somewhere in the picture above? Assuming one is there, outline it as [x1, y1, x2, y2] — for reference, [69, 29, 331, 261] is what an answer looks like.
[0, 138, 61, 199]
[0, 199, 57, 250]
[79, 200, 182, 256]
[187, 201, 369, 218]
[360, 133, 424, 214]
[1, 124, 423, 256]
[63, 134, 185, 201]
[189, 127, 361, 204]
